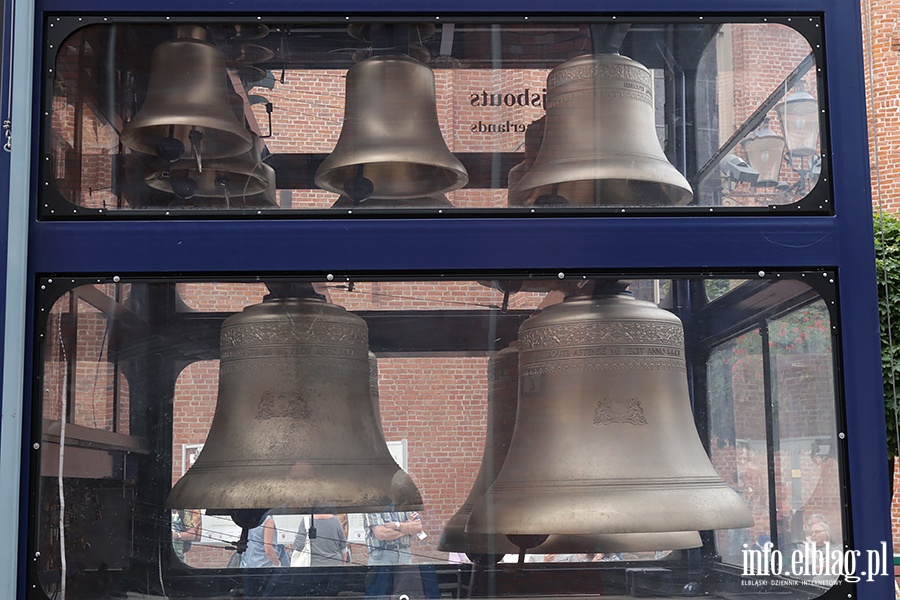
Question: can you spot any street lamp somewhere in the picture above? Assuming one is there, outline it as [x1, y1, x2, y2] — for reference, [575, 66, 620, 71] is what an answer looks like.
[775, 81, 820, 193]
[775, 81, 819, 158]
[741, 117, 785, 188]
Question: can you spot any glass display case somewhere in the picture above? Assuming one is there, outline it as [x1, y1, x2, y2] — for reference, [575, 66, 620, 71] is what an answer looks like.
[39, 17, 828, 216]
[30, 273, 846, 599]
[5, 1, 885, 599]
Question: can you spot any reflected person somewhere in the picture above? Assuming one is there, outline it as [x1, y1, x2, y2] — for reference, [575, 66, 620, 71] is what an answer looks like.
[242, 515, 286, 568]
[294, 513, 349, 566]
[172, 508, 201, 561]
[364, 510, 423, 565]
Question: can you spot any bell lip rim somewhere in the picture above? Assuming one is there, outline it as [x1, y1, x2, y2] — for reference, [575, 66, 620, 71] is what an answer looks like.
[120, 128, 254, 162]
[465, 489, 754, 535]
[512, 171, 694, 207]
[144, 169, 271, 198]
[440, 530, 704, 555]
[331, 194, 454, 209]
[315, 164, 469, 199]
[166, 502, 427, 514]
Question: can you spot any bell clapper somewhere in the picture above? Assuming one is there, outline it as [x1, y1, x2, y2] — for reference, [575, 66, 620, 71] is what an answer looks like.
[235, 526, 250, 555]
[189, 127, 204, 173]
[308, 512, 317, 539]
[170, 174, 198, 200]
[534, 184, 569, 207]
[155, 124, 185, 163]
[228, 508, 269, 555]
[217, 174, 231, 209]
[344, 164, 374, 204]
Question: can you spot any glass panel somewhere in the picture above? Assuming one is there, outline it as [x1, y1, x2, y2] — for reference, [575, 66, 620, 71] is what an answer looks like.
[695, 24, 822, 208]
[33, 274, 844, 599]
[42, 18, 824, 216]
[707, 299, 843, 588]
[708, 329, 770, 563]
[768, 301, 840, 583]
[38, 285, 136, 590]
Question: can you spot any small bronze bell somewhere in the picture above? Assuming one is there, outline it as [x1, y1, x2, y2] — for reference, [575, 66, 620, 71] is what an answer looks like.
[121, 26, 252, 165]
[167, 291, 423, 513]
[315, 55, 468, 201]
[145, 134, 274, 202]
[512, 54, 693, 207]
[466, 283, 751, 541]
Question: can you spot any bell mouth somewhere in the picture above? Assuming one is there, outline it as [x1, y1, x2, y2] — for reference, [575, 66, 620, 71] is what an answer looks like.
[515, 168, 694, 207]
[331, 193, 453, 209]
[317, 162, 468, 200]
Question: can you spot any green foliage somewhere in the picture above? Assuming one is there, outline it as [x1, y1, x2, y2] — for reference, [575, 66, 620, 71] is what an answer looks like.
[873, 212, 900, 464]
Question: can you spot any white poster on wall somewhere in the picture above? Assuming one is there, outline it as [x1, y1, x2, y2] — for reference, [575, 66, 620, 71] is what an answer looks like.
[182, 443, 204, 476]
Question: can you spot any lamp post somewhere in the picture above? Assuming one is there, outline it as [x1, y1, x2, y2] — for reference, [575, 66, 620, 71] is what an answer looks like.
[741, 117, 785, 189]
[775, 81, 820, 193]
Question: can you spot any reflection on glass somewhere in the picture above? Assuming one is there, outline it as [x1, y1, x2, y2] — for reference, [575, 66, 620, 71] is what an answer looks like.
[35, 276, 841, 599]
[73, 300, 114, 429]
[708, 300, 840, 590]
[708, 330, 769, 563]
[45, 20, 822, 213]
[768, 302, 840, 571]
[705, 278, 747, 302]
[696, 24, 821, 208]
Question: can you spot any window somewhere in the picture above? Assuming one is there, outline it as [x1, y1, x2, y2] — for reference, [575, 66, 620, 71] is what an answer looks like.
[32, 273, 845, 599]
[41, 17, 827, 217]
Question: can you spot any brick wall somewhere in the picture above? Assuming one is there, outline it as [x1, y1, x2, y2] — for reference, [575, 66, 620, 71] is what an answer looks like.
[864, 0, 900, 213]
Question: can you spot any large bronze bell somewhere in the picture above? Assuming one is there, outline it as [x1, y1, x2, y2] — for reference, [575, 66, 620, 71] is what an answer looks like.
[466, 284, 752, 540]
[440, 343, 700, 559]
[144, 133, 274, 201]
[167, 293, 423, 513]
[315, 55, 468, 201]
[121, 26, 252, 165]
[511, 54, 693, 207]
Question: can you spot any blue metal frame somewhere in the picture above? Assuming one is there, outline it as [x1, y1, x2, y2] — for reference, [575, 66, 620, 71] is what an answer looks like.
[1, 0, 34, 598]
[0, 0, 891, 598]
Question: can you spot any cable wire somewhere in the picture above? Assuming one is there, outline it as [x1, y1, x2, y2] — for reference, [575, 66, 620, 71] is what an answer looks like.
[54, 297, 70, 600]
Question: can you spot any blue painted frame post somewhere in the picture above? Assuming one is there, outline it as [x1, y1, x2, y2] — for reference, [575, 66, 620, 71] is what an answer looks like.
[0, 0, 34, 598]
